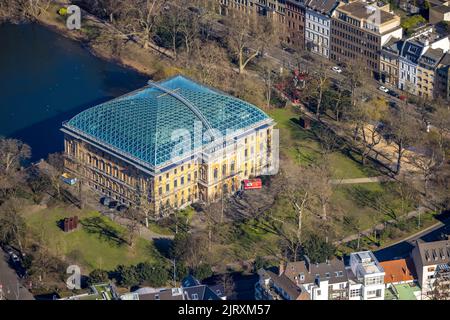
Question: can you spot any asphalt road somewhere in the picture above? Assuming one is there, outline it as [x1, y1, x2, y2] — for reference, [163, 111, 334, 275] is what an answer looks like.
[0, 251, 34, 300]
[374, 214, 450, 262]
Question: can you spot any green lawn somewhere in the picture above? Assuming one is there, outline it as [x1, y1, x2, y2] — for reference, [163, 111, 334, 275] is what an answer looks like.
[23, 206, 162, 272]
[332, 182, 415, 235]
[268, 107, 379, 179]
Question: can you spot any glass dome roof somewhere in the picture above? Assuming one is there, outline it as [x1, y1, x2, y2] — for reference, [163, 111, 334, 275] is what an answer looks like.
[64, 75, 271, 168]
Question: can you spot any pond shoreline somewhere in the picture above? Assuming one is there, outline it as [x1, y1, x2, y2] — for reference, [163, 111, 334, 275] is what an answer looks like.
[32, 9, 157, 79]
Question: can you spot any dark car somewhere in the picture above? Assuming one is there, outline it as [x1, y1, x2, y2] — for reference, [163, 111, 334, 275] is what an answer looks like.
[389, 100, 398, 109]
[101, 197, 111, 206]
[108, 201, 118, 209]
[388, 90, 399, 98]
[117, 205, 128, 212]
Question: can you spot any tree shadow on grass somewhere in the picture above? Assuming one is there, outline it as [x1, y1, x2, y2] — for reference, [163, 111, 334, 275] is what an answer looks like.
[80, 217, 127, 247]
[153, 237, 173, 259]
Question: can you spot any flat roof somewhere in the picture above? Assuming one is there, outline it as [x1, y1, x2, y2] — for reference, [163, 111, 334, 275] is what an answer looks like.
[337, 1, 398, 24]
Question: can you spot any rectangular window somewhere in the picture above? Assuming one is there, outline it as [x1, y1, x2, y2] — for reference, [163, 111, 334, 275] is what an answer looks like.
[158, 187, 162, 196]
[174, 179, 178, 188]
[181, 177, 185, 185]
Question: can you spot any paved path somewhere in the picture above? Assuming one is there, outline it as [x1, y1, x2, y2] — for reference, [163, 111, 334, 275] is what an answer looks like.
[334, 206, 427, 245]
[330, 176, 393, 185]
[0, 252, 34, 300]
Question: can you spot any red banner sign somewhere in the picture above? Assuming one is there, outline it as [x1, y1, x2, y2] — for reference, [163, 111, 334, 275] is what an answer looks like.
[243, 179, 262, 190]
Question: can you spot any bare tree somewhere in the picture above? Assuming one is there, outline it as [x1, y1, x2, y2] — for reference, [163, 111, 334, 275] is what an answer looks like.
[307, 63, 329, 117]
[224, 9, 277, 74]
[0, 198, 26, 252]
[120, 207, 143, 247]
[120, 0, 167, 49]
[383, 103, 421, 174]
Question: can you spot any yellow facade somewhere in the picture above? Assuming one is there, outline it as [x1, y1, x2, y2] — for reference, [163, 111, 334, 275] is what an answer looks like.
[64, 125, 274, 218]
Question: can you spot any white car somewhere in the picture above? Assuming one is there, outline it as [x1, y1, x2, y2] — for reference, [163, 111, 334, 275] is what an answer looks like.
[332, 66, 342, 73]
[379, 85, 389, 93]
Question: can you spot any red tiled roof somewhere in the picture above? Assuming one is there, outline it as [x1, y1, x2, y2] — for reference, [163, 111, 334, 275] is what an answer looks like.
[380, 258, 416, 284]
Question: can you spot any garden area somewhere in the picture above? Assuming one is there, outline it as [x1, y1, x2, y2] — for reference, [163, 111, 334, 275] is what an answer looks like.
[22, 205, 164, 272]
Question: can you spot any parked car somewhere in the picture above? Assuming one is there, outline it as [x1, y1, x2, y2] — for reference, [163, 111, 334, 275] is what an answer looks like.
[379, 85, 389, 93]
[389, 100, 398, 109]
[108, 201, 118, 209]
[331, 66, 342, 73]
[388, 90, 399, 98]
[283, 47, 296, 54]
[117, 205, 128, 212]
[10, 253, 20, 264]
[101, 197, 111, 206]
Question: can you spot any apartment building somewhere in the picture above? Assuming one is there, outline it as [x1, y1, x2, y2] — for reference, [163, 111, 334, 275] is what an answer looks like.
[411, 238, 450, 299]
[286, 0, 306, 49]
[435, 52, 450, 100]
[399, 27, 450, 94]
[380, 38, 403, 86]
[347, 251, 385, 300]
[417, 47, 446, 98]
[304, 0, 339, 58]
[255, 269, 311, 300]
[429, 4, 450, 24]
[330, 1, 402, 78]
[282, 257, 349, 300]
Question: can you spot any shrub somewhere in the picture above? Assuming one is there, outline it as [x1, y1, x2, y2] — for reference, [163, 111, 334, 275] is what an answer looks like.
[87, 269, 109, 286]
[192, 263, 213, 281]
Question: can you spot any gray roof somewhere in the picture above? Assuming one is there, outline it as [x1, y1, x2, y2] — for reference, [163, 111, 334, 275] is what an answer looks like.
[305, 0, 339, 15]
[439, 52, 450, 65]
[283, 258, 348, 285]
[432, 4, 450, 13]
[383, 37, 404, 54]
[419, 48, 445, 67]
[414, 239, 450, 267]
[262, 269, 309, 299]
[336, 1, 398, 24]
[138, 288, 185, 300]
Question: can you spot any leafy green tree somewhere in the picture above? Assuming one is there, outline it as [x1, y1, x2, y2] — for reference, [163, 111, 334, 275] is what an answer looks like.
[114, 265, 139, 287]
[87, 269, 110, 286]
[302, 234, 336, 264]
[192, 263, 213, 281]
[135, 262, 169, 287]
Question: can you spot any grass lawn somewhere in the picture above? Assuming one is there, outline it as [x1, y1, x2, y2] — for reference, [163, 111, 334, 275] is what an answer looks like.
[22, 206, 163, 272]
[268, 107, 379, 179]
[332, 182, 415, 236]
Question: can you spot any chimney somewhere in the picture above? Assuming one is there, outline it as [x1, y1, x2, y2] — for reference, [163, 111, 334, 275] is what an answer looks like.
[279, 261, 286, 276]
[304, 256, 311, 273]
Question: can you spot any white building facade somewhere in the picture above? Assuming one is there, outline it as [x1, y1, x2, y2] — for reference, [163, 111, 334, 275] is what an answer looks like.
[304, 0, 339, 58]
[348, 251, 385, 300]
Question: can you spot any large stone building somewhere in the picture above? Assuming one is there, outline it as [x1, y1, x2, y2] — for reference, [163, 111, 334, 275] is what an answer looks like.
[304, 0, 339, 58]
[330, 1, 402, 78]
[435, 52, 450, 100]
[411, 238, 450, 299]
[286, 0, 306, 50]
[380, 37, 403, 86]
[62, 75, 275, 217]
[398, 27, 450, 94]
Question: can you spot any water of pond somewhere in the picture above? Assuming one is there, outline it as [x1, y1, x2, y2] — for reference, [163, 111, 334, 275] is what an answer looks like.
[0, 23, 148, 161]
